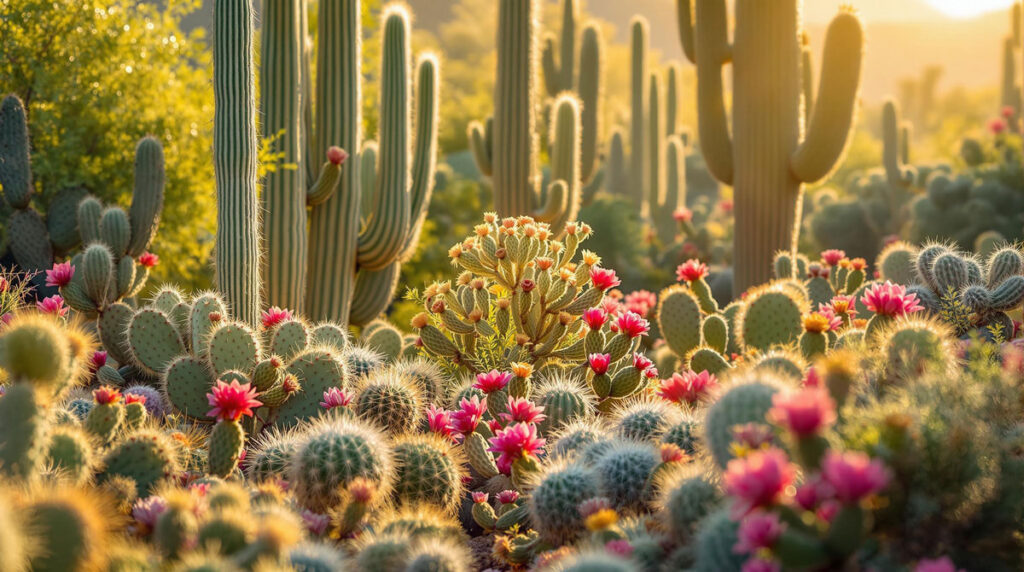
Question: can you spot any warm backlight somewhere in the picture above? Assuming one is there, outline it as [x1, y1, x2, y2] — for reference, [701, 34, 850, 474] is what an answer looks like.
[924, 0, 1016, 19]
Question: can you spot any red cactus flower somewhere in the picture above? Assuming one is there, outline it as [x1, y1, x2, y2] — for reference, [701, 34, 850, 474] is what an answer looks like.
[124, 393, 148, 405]
[90, 350, 108, 371]
[724, 447, 797, 518]
[990, 117, 1008, 134]
[657, 370, 718, 406]
[821, 450, 890, 504]
[472, 491, 489, 504]
[138, 252, 159, 268]
[488, 422, 545, 475]
[500, 397, 547, 424]
[582, 308, 608, 330]
[93, 385, 122, 405]
[589, 267, 621, 291]
[793, 474, 836, 511]
[632, 353, 653, 371]
[768, 387, 836, 437]
[734, 511, 786, 555]
[1003, 105, 1017, 119]
[614, 311, 650, 338]
[473, 370, 512, 393]
[820, 249, 846, 267]
[673, 207, 693, 223]
[326, 146, 349, 165]
[588, 353, 611, 375]
[497, 490, 519, 504]
[261, 306, 293, 329]
[861, 281, 923, 317]
[36, 295, 68, 318]
[206, 379, 262, 422]
[45, 261, 74, 288]
[849, 258, 867, 271]
[660, 443, 687, 463]
[320, 387, 352, 409]
[676, 259, 709, 283]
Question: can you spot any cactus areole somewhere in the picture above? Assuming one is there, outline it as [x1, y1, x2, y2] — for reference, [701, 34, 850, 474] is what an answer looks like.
[678, 0, 864, 295]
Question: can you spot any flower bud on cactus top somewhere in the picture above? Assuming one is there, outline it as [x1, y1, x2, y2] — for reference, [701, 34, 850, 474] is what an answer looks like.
[820, 249, 846, 267]
[588, 353, 611, 375]
[582, 308, 607, 330]
[734, 511, 786, 555]
[472, 491, 489, 504]
[614, 312, 650, 338]
[138, 252, 159, 268]
[326, 146, 349, 165]
[206, 380, 261, 422]
[500, 397, 547, 424]
[45, 261, 75, 288]
[497, 490, 519, 504]
[124, 393, 147, 405]
[589, 267, 621, 291]
[821, 451, 890, 504]
[450, 396, 485, 435]
[862, 281, 924, 317]
[320, 387, 352, 410]
[723, 447, 796, 518]
[657, 370, 718, 406]
[90, 351, 108, 371]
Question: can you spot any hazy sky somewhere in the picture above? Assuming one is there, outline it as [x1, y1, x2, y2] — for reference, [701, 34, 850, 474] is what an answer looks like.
[924, 0, 1015, 18]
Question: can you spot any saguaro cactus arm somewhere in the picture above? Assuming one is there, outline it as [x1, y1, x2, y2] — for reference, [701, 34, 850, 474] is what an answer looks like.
[691, 0, 734, 186]
[802, 33, 815, 126]
[790, 10, 864, 183]
[468, 118, 494, 177]
[401, 54, 441, 259]
[127, 137, 165, 258]
[544, 93, 582, 232]
[213, 0, 262, 327]
[882, 99, 914, 187]
[541, 0, 577, 97]
[629, 18, 649, 205]
[677, 0, 696, 64]
[578, 24, 603, 183]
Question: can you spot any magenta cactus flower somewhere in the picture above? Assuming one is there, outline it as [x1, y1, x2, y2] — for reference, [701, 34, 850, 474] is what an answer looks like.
[767, 387, 837, 437]
[676, 259, 709, 283]
[821, 450, 890, 504]
[588, 353, 611, 375]
[138, 252, 159, 268]
[741, 558, 781, 572]
[473, 370, 512, 393]
[320, 387, 352, 409]
[124, 393, 147, 405]
[326, 145, 349, 165]
[673, 207, 693, 222]
[613, 311, 650, 338]
[915, 556, 963, 572]
[624, 290, 657, 318]
[499, 397, 547, 424]
[450, 396, 486, 435]
[733, 511, 786, 554]
[132, 496, 168, 528]
[487, 422, 545, 475]
[723, 448, 797, 518]
[36, 295, 68, 317]
[206, 380, 261, 421]
[497, 490, 519, 504]
[632, 353, 654, 372]
[589, 267, 621, 291]
[472, 491, 489, 504]
[45, 261, 74, 288]
[731, 423, 776, 451]
[302, 509, 330, 536]
[582, 308, 608, 330]
[261, 306, 293, 329]
[793, 474, 836, 511]
[861, 281, 923, 317]
[90, 350, 108, 371]
[605, 539, 634, 557]
[820, 249, 846, 267]
[656, 370, 718, 406]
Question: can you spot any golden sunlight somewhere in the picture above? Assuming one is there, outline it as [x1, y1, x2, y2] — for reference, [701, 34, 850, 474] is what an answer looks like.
[924, 0, 1016, 19]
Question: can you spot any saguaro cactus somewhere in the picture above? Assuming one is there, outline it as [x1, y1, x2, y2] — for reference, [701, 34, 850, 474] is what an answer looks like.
[678, 0, 864, 295]
[468, 0, 582, 234]
[214, 0, 262, 326]
[882, 99, 914, 188]
[261, 0, 439, 326]
[541, 0, 604, 187]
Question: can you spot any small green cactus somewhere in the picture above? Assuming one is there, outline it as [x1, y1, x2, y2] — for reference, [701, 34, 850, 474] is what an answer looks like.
[704, 373, 785, 469]
[527, 459, 600, 544]
[391, 434, 463, 512]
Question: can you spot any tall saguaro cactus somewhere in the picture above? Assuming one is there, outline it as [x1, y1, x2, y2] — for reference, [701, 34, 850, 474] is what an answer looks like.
[882, 99, 914, 188]
[469, 0, 583, 234]
[213, 0, 262, 326]
[260, 0, 439, 326]
[678, 0, 864, 295]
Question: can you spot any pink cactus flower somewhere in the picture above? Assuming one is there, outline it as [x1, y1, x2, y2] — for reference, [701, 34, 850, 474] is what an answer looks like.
[624, 290, 657, 318]
[138, 252, 159, 268]
[825, 295, 858, 319]
[733, 511, 786, 554]
[660, 443, 687, 463]
[486, 418, 503, 434]
[206, 380, 262, 422]
[820, 249, 846, 267]
[124, 393, 147, 405]
[588, 353, 611, 375]
[426, 404, 455, 440]
[589, 267, 621, 291]
[90, 350, 108, 371]
[45, 261, 74, 288]
[915, 556, 964, 572]
[500, 397, 547, 424]
[614, 311, 650, 338]
[861, 281, 924, 317]
[582, 308, 608, 330]
[657, 370, 718, 406]
[93, 385, 122, 405]
[793, 474, 836, 511]
[488, 422, 545, 475]
[731, 423, 775, 450]
[450, 395, 486, 435]
[474, 370, 512, 393]
[132, 496, 168, 528]
[724, 448, 797, 518]
[822, 450, 890, 504]
[261, 306, 293, 329]
[807, 263, 830, 279]
[320, 387, 352, 409]
[673, 207, 693, 222]
[1003, 105, 1017, 120]
[36, 295, 68, 317]
[472, 491, 489, 504]
[767, 387, 837, 437]
[990, 117, 1008, 134]
[497, 490, 519, 504]
[632, 353, 654, 371]
[326, 146, 349, 165]
[302, 510, 330, 536]
[605, 539, 634, 557]
[676, 259, 709, 283]
[601, 295, 625, 316]
[741, 558, 781, 572]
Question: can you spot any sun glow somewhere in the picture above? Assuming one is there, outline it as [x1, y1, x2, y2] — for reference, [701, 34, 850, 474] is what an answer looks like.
[924, 0, 1016, 19]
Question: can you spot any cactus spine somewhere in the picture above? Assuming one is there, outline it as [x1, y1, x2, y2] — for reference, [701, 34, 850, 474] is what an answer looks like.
[214, 0, 262, 326]
[266, 1, 440, 326]
[678, 0, 864, 295]
[468, 0, 583, 234]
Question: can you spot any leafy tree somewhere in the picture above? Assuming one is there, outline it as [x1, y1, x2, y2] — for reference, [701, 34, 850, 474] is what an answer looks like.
[0, 0, 215, 289]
